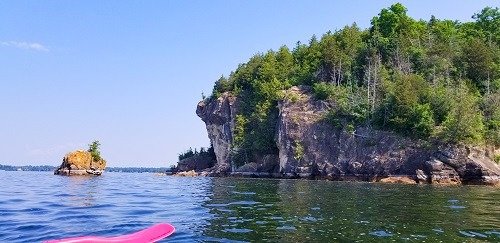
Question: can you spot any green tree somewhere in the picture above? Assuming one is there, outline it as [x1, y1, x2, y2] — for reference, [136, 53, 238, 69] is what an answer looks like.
[317, 25, 364, 86]
[375, 74, 434, 138]
[88, 140, 102, 161]
[441, 83, 485, 143]
[411, 103, 435, 138]
[421, 18, 460, 84]
[276, 45, 296, 84]
[212, 75, 233, 98]
[472, 7, 500, 44]
[460, 37, 496, 94]
[427, 84, 453, 124]
[482, 91, 500, 145]
[293, 36, 322, 85]
[370, 2, 425, 67]
[371, 3, 409, 39]
[233, 114, 249, 148]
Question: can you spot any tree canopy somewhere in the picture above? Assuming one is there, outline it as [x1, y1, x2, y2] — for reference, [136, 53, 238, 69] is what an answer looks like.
[88, 140, 102, 162]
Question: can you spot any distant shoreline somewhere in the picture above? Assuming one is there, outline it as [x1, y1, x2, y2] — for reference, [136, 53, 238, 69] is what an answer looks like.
[0, 164, 171, 173]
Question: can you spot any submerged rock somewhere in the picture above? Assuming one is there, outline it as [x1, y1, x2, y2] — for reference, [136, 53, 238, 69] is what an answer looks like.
[197, 86, 500, 185]
[54, 150, 106, 176]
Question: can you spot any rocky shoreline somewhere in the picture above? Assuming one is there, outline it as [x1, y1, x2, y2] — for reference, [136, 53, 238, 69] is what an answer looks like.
[54, 169, 104, 176]
[191, 86, 500, 186]
[171, 169, 500, 186]
[173, 170, 500, 186]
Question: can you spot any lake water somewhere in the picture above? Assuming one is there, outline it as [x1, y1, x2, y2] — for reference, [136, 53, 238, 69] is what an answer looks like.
[0, 171, 499, 242]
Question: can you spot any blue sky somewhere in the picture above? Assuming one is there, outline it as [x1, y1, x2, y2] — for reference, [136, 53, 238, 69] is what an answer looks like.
[0, 0, 498, 167]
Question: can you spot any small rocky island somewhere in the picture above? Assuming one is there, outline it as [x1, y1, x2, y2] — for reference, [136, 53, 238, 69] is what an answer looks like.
[54, 141, 106, 176]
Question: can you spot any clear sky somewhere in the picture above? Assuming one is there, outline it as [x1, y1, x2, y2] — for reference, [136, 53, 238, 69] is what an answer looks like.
[1, 0, 498, 167]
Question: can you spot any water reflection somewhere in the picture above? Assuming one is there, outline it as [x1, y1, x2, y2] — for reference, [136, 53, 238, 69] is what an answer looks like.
[64, 176, 103, 207]
[201, 178, 500, 242]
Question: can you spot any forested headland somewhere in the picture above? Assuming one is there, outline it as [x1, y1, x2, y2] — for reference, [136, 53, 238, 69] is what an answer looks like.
[208, 3, 499, 165]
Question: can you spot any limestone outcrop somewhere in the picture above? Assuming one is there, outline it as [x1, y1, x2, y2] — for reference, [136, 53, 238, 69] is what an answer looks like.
[196, 92, 238, 175]
[54, 150, 106, 176]
[196, 86, 500, 185]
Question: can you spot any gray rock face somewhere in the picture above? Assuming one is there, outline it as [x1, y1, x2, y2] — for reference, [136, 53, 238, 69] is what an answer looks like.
[197, 86, 500, 185]
[277, 86, 431, 180]
[428, 145, 500, 185]
[196, 92, 238, 174]
[232, 154, 280, 177]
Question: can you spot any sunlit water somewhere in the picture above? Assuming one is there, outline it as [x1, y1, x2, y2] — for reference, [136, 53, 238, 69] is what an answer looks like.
[0, 171, 499, 242]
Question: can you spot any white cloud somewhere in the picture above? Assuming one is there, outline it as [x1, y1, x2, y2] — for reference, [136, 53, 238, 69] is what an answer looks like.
[1, 41, 49, 52]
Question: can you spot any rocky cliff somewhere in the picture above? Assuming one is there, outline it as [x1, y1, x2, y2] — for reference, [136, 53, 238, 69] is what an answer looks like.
[197, 86, 500, 185]
[54, 150, 106, 176]
[196, 92, 238, 174]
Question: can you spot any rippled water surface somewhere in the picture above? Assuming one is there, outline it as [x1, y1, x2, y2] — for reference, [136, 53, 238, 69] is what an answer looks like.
[0, 171, 499, 242]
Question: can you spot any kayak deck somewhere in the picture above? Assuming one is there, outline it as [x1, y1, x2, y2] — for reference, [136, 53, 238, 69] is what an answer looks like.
[44, 223, 175, 243]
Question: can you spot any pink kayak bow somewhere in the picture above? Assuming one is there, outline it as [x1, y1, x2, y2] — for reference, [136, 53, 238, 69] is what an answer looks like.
[44, 223, 175, 243]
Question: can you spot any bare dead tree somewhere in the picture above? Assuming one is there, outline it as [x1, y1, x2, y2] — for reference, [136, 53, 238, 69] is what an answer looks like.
[364, 52, 382, 113]
[392, 45, 412, 75]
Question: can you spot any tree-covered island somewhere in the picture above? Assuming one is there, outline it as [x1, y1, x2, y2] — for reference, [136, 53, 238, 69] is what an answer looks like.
[181, 3, 500, 185]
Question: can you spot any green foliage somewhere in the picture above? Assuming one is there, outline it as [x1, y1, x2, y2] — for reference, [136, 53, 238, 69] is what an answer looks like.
[317, 83, 369, 127]
[482, 91, 500, 145]
[212, 75, 233, 98]
[312, 82, 336, 100]
[233, 114, 248, 148]
[427, 84, 453, 124]
[318, 24, 364, 85]
[460, 38, 497, 94]
[440, 83, 485, 143]
[371, 3, 410, 39]
[178, 144, 216, 166]
[294, 37, 322, 85]
[412, 104, 435, 138]
[346, 123, 355, 134]
[375, 74, 435, 138]
[215, 49, 293, 160]
[293, 141, 305, 161]
[169, 164, 178, 172]
[494, 155, 500, 164]
[87, 140, 102, 162]
[472, 7, 500, 44]
[178, 147, 194, 161]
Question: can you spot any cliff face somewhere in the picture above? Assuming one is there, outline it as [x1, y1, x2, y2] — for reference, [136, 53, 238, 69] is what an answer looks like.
[197, 86, 500, 185]
[196, 92, 237, 174]
[277, 86, 421, 179]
